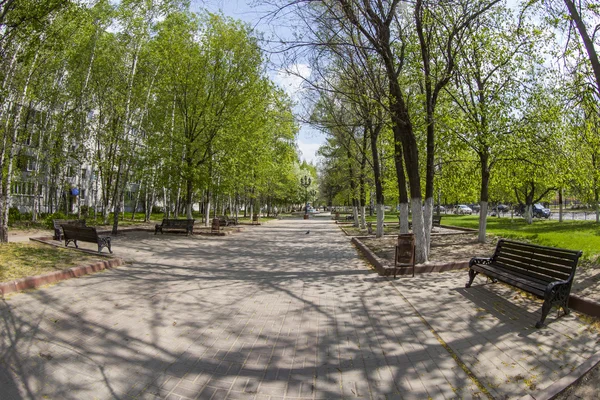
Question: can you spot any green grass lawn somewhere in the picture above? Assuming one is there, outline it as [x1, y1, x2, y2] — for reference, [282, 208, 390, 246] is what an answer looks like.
[444, 215, 600, 260]
[362, 212, 600, 260]
[0, 243, 105, 282]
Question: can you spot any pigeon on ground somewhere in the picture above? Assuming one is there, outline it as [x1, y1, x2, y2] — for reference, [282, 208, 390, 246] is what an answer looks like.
[306, 231, 310, 234]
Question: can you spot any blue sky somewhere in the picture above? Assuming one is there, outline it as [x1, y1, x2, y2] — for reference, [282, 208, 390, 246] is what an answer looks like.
[201, 0, 323, 165]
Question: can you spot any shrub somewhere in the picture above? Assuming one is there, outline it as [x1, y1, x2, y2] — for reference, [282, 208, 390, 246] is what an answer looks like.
[8, 207, 21, 225]
[44, 212, 66, 229]
[152, 206, 163, 214]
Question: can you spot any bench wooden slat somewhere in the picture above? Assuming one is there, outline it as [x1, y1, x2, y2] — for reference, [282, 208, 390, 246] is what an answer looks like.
[473, 263, 548, 293]
[473, 264, 546, 297]
[494, 255, 571, 282]
[53, 219, 86, 240]
[494, 249, 574, 275]
[61, 225, 112, 253]
[155, 219, 194, 235]
[498, 241, 580, 262]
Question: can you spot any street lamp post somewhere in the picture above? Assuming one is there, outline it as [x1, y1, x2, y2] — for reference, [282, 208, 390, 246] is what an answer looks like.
[300, 176, 311, 218]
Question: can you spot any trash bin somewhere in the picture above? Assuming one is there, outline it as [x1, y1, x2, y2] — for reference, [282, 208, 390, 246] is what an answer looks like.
[394, 233, 415, 278]
[211, 218, 220, 234]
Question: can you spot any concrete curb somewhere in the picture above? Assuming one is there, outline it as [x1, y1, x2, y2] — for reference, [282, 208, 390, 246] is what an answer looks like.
[0, 257, 125, 297]
[518, 350, 600, 400]
[351, 236, 469, 276]
[569, 295, 600, 318]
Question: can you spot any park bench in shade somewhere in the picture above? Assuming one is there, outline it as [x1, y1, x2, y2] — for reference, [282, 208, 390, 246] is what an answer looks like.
[466, 239, 582, 328]
[62, 224, 112, 254]
[217, 215, 236, 227]
[53, 219, 86, 240]
[154, 219, 194, 235]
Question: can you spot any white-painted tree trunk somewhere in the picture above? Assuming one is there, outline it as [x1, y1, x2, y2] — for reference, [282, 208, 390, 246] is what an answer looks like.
[376, 203, 384, 238]
[399, 203, 409, 234]
[478, 201, 488, 243]
[205, 193, 211, 227]
[423, 197, 433, 254]
[411, 198, 428, 264]
[525, 204, 533, 224]
[353, 206, 359, 227]
[360, 206, 366, 229]
[0, 44, 21, 124]
[0, 50, 38, 242]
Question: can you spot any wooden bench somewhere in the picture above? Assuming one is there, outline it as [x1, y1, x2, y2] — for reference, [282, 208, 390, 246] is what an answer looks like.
[217, 215, 237, 227]
[53, 219, 86, 240]
[62, 225, 112, 253]
[155, 219, 194, 235]
[466, 239, 582, 328]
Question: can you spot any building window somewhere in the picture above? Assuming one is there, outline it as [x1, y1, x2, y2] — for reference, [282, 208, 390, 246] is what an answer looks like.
[80, 189, 86, 200]
[81, 168, 87, 180]
[26, 158, 36, 171]
[12, 181, 35, 196]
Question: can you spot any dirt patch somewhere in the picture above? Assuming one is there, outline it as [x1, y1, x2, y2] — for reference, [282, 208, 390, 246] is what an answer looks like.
[361, 233, 498, 264]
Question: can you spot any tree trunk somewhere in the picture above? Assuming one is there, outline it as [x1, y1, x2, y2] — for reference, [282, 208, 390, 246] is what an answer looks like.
[525, 204, 533, 224]
[394, 137, 410, 234]
[564, 0, 600, 98]
[559, 188, 563, 223]
[369, 123, 385, 238]
[186, 178, 193, 219]
[388, 76, 426, 261]
[205, 190, 211, 227]
[0, 50, 38, 242]
[478, 155, 491, 243]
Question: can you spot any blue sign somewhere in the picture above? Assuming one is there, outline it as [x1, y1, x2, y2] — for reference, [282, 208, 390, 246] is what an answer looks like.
[71, 188, 79, 196]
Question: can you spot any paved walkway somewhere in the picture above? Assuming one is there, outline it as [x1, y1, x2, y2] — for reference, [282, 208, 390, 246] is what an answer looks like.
[1, 219, 599, 399]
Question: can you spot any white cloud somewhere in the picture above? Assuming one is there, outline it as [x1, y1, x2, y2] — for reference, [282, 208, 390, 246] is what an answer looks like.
[297, 141, 321, 165]
[273, 63, 311, 99]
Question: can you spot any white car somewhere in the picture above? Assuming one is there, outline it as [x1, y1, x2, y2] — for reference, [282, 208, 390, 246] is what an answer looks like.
[456, 205, 473, 215]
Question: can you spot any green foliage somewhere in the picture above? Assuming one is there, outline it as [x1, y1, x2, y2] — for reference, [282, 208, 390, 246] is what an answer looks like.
[43, 212, 66, 229]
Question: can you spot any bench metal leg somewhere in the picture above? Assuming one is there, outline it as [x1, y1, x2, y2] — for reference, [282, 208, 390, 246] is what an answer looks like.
[98, 237, 112, 254]
[536, 300, 552, 328]
[465, 269, 478, 288]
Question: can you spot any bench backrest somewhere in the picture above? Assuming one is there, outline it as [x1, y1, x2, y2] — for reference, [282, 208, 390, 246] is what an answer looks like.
[54, 219, 86, 229]
[61, 224, 99, 242]
[493, 239, 582, 284]
[162, 219, 194, 227]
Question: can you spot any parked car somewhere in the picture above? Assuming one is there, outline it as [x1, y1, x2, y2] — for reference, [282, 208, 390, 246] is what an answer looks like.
[495, 204, 509, 212]
[456, 204, 473, 215]
[434, 205, 446, 213]
[469, 203, 480, 212]
[533, 203, 551, 218]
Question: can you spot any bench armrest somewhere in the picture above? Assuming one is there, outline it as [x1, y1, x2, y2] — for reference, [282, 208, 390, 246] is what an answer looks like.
[545, 279, 571, 296]
[469, 257, 492, 267]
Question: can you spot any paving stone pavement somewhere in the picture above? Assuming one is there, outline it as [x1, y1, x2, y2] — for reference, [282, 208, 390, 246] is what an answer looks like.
[391, 271, 600, 399]
[0, 219, 598, 399]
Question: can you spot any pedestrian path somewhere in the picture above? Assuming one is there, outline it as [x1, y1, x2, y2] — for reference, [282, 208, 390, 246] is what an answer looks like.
[0, 219, 598, 399]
